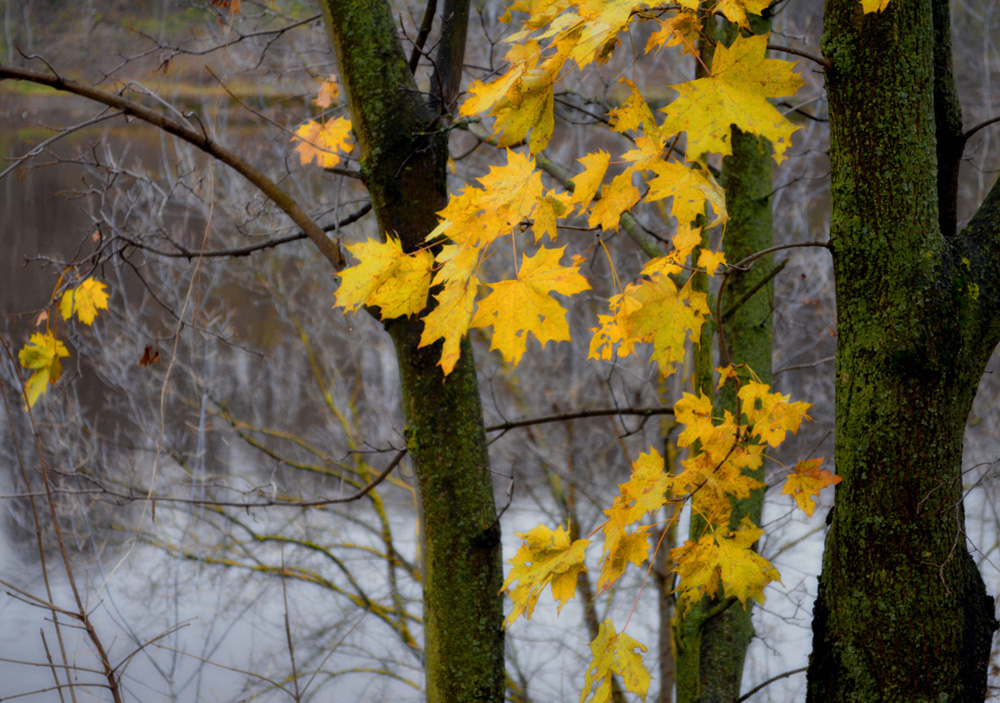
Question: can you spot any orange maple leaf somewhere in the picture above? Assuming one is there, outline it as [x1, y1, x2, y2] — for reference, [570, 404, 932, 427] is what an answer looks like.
[291, 117, 353, 169]
[782, 457, 840, 516]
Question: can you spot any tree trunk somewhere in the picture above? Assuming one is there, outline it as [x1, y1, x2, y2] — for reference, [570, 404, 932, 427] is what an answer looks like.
[807, 0, 999, 699]
[674, 19, 776, 703]
[318, 2, 506, 702]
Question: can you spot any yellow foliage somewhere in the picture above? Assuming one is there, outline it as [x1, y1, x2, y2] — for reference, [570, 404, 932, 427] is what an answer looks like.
[861, 0, 892, 11]
[418, 278, 480, 375]
[671, 518, 781, 611]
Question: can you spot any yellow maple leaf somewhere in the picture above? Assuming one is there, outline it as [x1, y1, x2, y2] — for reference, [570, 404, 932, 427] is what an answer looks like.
[660, 33, 803, 162]
[291, 117, 353, 169]
[460, 36, 574, 153]
[335, 236, 433, 319]
[698, 248, 727, 276]
[645, 160, 727, 229]
[738, 381, 812, 447]
[581, 620, 651, 703]
[671, 517, 780, 612]
[431, 150, 545, 249]
[18, 331, 70, 408]
[59, 278, 109, 326]
[608, 78, 660, 138]
[570, 150, 611, 211]
[604, 449, 671, 530]
[419, 277, 480, 375]
[471, 246, 591, 366]
[588, 170, 641, 231]
[589, 270, 709, 377]
[621, 274, 710, 375]
[597, 527, 651, 594]
[502, 524, 590, 626]
[782, 457, 840, 517]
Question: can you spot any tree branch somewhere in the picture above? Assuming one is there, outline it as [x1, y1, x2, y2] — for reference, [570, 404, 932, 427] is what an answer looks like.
[119, 204, 372, 259]
[0, 62, 345, 269]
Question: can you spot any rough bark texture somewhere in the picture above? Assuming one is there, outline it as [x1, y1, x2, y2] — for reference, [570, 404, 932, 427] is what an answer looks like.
[674, 18, 775, 702]
[318, 2, 505, 701]
[807, 0, 999, 699]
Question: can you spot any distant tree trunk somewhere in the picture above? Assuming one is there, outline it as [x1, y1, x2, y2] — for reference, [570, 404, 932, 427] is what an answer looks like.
[807, 0, 999, 699]
[318, 3, 505, 702]
[674, 17, 775, 703]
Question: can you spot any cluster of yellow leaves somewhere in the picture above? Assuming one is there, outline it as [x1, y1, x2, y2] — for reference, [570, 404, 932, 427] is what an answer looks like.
[19, 278, 109, 408]
[318, 6, 827, 700]
[336, 149, 592, 374]
[501, 369, 835, 696]
[504, 370, 828, 623]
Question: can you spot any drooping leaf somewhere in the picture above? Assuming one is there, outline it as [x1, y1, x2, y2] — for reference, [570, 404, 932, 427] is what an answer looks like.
[570, 150, 611, 211]
[419, 277, 480, 375]
[59, 278, 109, 326]
[782, 457, 840, 516]
[581, 620, 651, 703]
[18, 331, 70, 408]
[608, 78, 660, 138]
[503, 524, 590, 626]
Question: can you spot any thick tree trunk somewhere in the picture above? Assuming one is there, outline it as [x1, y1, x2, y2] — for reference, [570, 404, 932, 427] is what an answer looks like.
[807, 0, 998, 699]
[318, 2, 505, 702]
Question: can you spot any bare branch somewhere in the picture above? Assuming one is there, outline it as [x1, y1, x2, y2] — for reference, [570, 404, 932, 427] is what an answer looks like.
[0, 62, 345, 269]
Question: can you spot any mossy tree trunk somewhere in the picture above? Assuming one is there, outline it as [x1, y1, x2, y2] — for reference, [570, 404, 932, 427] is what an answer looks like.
[807, 0, 999, 698]
[318, 3, 505, 702]
[674, 17, 776, 703]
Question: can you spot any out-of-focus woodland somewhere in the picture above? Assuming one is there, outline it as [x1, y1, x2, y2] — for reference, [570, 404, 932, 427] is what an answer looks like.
[1, 0, 999, 701]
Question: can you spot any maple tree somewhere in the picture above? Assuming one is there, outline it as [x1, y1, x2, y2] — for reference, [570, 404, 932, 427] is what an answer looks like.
[3, 0, 1000, 699]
